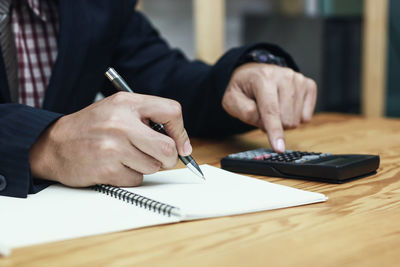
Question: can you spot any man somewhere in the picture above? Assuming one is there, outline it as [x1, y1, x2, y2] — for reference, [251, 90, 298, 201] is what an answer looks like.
[0, 0, 317, 198]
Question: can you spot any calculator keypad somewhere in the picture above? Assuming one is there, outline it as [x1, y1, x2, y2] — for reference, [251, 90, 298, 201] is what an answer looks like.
[227, 148, 331, 164]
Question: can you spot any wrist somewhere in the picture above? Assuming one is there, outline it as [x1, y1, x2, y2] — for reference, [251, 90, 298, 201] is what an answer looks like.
[29, 117, 63, 182]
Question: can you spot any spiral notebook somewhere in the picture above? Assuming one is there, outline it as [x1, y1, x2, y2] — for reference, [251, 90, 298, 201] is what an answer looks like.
[0, 164, 327, 254]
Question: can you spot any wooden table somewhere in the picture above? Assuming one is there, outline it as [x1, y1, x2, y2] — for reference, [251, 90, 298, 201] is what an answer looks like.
[1, 113, 399, 266]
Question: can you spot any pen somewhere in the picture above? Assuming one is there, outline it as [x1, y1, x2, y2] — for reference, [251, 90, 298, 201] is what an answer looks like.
[0, 242, 11, 257]
[105, 67, 205, 180]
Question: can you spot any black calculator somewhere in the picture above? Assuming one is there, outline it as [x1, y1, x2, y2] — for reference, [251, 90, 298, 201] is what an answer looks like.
[221, 148, 380, 183]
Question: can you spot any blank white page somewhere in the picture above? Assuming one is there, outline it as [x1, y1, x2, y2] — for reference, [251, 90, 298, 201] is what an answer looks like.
[126, 165, 328, 220]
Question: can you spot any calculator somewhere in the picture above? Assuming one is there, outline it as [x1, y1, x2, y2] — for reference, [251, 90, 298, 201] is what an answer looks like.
[220, 148, 380, 183]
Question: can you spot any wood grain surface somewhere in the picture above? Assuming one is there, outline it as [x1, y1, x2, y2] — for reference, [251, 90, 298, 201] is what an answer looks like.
[1, 113, 399, 267]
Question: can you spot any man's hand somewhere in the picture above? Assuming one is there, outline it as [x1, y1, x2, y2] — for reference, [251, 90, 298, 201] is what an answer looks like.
[29, 92, 192, 187]
[222, 63, 317, 153]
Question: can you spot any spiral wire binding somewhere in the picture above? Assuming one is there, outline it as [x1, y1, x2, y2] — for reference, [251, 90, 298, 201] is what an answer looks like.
[91, 184, 181, 217]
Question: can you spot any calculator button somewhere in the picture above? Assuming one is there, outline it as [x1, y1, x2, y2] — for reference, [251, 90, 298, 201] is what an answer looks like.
[228, 149, 332, 164]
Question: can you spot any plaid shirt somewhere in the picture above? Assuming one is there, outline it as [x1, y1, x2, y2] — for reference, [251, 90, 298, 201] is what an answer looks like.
[11, 0, 58, 108]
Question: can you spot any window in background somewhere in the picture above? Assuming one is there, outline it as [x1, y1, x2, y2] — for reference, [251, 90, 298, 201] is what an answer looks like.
[387, 0, 400, 117]
[141, 0, 195, 58]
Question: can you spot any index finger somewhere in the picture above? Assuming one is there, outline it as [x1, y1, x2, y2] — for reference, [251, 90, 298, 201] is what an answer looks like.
[254, 81, 286, 153]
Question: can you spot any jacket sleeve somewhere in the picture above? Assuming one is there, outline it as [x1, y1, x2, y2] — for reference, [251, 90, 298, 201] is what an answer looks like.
[109, 3, 298, 138]
[0, 104, 62, 197]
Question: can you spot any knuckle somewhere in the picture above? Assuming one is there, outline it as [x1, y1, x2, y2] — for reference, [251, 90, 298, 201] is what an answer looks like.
[295, 72, 305, 81]
[98, 139, 119, 155]
[283, 68, 295, 80]
[166, 100, 182, 118]
[114, 171, 144, 187]
[160, 139, 177, 158]
[221, 93, 231, 110]
[242, 67, 268, 84]
[282, 122, 292, 130]
[292, 119, 300, 128]
[242, 105, 257, 122]
[294, 74, 306, 88]
[163, 156, 178, 169]
[221, 99, 229, 112]
[281, 118, 295, 129]
[129, 173, 144, 187]
[222, 91, 238, 114]
[259, 67, 273, 80]
[103, 116, 125, 133]
[308, 79, 318, 92]
[144, 160, 162, 174]
[109, 91, 130, 105]
[98, 165, 119, 182]
[266, 104, 280, 117]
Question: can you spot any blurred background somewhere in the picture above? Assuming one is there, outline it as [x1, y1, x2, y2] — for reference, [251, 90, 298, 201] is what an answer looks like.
[139, 0, 399, 117]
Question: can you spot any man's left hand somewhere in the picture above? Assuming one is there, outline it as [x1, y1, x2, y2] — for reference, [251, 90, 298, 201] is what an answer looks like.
[222, 63, 317, 153]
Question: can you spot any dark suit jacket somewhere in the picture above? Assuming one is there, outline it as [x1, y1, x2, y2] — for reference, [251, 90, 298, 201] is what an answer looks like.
[0, 0, 296, 198]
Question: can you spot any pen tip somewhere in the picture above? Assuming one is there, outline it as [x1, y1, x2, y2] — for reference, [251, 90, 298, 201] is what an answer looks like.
[195, 169, 206, 181]
[196, 166, 205, 180]
[186, 159, 205, 180]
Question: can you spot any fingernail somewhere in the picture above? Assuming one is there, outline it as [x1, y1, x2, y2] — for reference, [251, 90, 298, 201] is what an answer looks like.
[183, 140, 192, 156]
[276, 138, 285, 153]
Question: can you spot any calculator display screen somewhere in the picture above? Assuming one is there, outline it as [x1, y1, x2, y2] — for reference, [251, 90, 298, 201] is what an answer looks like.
[318, 157, 348, 166]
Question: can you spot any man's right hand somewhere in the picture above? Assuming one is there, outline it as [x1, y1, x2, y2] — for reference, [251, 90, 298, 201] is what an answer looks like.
[29, 92, 192, 187]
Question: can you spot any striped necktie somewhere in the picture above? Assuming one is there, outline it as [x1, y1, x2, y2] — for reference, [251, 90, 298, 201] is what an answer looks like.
[0, 0, 19, 102]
